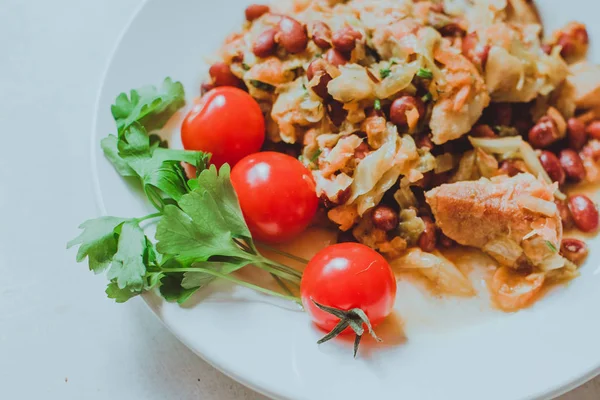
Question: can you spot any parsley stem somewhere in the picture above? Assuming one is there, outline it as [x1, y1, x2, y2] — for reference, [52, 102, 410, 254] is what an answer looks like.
[255, 263, 302, 283]
[160, 267, 301, 303]
[256, 243, 310, 265]
[256, 257, 303, 279]
[134, 212, 162, 224]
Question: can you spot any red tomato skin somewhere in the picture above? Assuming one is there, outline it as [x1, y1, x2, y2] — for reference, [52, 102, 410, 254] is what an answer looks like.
[300, 243, 397, 332]
[230, 152, 319, 244]
[181, 87, 265, 167]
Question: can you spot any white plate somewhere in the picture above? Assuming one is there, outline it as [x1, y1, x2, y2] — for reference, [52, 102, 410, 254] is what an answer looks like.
[93, 1, 600, 399]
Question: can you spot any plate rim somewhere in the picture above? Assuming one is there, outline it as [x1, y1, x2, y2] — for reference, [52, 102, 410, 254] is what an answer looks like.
[89, 1, 600, 399]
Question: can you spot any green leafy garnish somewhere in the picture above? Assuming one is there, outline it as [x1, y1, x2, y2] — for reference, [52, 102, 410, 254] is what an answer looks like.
[249, 80, 276, 92]
[545, 241, 558, 253]
[421, 92, 433, 103]
[309, 149, 322, 163]
[416, 68, 433, 79]
[70, 84, 303, 306]
[102, 78, 210, 209]
[379, 67, 392, 79]
[111, 77, 185, 135]
[374, 98, 382, 111]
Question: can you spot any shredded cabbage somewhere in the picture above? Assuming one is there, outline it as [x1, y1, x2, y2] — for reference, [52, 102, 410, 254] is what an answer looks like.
[391, 248, 475, 297]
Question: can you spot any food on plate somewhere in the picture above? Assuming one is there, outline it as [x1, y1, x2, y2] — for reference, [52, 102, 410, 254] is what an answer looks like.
[70, 0, 600, 354]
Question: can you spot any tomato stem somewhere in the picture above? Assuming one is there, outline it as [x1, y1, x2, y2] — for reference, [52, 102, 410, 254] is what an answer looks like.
[312, 299, 382, 358]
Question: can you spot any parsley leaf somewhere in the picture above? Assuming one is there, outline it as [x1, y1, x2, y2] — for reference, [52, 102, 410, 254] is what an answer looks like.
[155, 165, 250, 262]
[111, 77, 185, 135]
[107, 222, 148, 291]
[67, 217, 128, 273]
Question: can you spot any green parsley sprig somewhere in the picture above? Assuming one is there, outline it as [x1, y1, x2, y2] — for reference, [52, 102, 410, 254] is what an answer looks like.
[68, 78, 303, 304]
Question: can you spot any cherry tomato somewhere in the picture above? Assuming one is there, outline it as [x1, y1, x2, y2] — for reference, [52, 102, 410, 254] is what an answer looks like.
[181, 87, 265, 167]
[300, 243, 397, 333]
[230, 152, 318, 243]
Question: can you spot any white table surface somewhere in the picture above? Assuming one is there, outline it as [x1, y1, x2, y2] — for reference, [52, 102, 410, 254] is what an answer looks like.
[0, 0, 598, 399]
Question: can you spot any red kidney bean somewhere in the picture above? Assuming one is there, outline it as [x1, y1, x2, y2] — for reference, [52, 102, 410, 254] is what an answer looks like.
[418, 216, 437, 252]
[499, 160, 527, 177]
[245, 4, 270, 21]
[372, 205, 399, 231]
[415, 134, 435, 151]
[471, 124, 497, 138]
[559, 149, 586, 182]
[278, 17, 308, 54]
[462, 33, 490, 66]
[494, 103, 513, 126]
[557, 23, 589, 58]
[560, 238, 589, 265]
[568, 194, 599, 232]
[253, 28, 278, 58]
[390, 96, 425, 128]
[539, 151, 566, 185]
[332, 26, 363, 53]
[208, 62, 243, 88]
[555, 199, 575, 230]
[328, 101, 347, 126]
[200, 82, 215, 95]
[541, 43, 553, 55]
[354, 142, 370, 160]
[528, 116, 560, 148]
[567, 118, 588, 150]
[306, 59, 332, 99]
[438, 23, 465, 37]
[312, 22, 332, 49]
[324, 48, 348, 67]
[439, 233, 456, 248]
[586, 121, 600, 140]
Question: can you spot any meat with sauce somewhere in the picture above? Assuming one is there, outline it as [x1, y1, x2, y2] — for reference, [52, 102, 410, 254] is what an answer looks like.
[425, 174, 563, 269]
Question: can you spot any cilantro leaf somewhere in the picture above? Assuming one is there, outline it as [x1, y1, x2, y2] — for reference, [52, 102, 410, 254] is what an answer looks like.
[111, 77, 185, 135]
[107, 222, 148, 291]
[67, 217, 128, 273]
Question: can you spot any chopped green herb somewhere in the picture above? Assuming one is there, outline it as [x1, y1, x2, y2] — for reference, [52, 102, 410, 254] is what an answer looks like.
[302, 83, 307, 90]
[494, 125, 520, 137]
[421, 93, 433, 103]
[545, 241, 558, 253]
[249, 79, 276, 92]
[417, 68, 433, 79]
[380, 68, 392, 79]
[374, 98, 382, 111]
[310, 149, 322, 163]
[241, 63, 251, 71]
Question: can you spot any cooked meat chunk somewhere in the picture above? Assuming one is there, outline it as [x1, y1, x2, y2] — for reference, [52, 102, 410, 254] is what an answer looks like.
[568, 62, 600, 110]
[425, 174, 563, 268]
